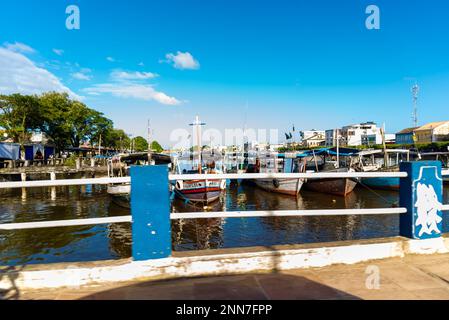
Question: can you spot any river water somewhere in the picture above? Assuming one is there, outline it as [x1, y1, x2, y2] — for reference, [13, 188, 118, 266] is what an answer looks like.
[1, 183, 448, 266]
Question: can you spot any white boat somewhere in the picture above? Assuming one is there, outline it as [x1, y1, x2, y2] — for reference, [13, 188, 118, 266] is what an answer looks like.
[172, 156, 226, 204]
[252, 154, 305, 196]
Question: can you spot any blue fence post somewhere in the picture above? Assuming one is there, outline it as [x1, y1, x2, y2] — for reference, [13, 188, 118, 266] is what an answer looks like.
[400, 161, 443, 239]
[130, 165, 171, 261]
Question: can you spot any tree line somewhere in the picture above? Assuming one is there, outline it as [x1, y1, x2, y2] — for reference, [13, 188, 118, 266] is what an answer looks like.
[0, 92, 163, 154]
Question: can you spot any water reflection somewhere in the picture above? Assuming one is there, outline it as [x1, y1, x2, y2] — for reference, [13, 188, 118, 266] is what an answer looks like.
[0, 183, 448, 265]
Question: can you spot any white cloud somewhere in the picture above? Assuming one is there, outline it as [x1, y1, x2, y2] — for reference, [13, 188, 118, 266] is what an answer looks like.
[106, 56, 115, 62]
[71, 72, 92, 81]
[4, 42, 35, 54]
[53, 49, 64, 56]
[110, 70, 158, 81]
[163, 51, 200, 70]
[0, 44, 80, 99]
[82, 83, 180, 105]
[138, 62, 145, 66]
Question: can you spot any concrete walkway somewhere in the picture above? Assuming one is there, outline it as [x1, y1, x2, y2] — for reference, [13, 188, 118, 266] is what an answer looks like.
[4, 253, 449, 300]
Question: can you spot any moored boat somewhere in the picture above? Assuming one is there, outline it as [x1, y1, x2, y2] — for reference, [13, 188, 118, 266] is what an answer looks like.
[172, 116, 226, 204]
[354, 149, 417, 191]
[302, 147, 359, 197]
[252, 154, 305, 196]
[304, 168, 358, 196]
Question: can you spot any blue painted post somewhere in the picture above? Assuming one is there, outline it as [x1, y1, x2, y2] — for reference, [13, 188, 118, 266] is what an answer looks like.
[400, 161, 443, 239]
[130, 165, 171, 261]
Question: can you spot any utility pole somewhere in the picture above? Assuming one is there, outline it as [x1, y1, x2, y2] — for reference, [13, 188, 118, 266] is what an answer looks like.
[411, 83, 419, 128]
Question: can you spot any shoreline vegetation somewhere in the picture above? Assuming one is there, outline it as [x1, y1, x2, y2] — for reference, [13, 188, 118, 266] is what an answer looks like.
[0, 92, 163, 154]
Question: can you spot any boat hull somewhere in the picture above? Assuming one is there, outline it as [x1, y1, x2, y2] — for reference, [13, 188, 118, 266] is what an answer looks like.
[107, 184, 131, 208]
[304, 178, 358, 196]
[254, 178, 304, 196]
[174, 179, 226, 204]
[360, 177, 400, 191]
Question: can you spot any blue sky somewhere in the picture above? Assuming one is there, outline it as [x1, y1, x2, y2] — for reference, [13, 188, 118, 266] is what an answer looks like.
[1, 0, 449, 147]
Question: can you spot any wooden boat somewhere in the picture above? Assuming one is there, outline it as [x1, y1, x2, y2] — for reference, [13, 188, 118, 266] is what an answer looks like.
[304, 167, 358, 196]
[252, 154, 305, 196]
[173, 158, 226, 204]
[354, 149, 417, 191]
[172, 116, 226, 204]
[302, 148, 358, 197]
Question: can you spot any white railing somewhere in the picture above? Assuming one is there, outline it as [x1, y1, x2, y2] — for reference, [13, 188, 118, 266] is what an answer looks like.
[0, 170, 446, 231]
[169, 172, 408, 180]
[0, 216, 132, 230]
[0, 177, 129, 189]
[170, 208, 407, 220]
[443, 169, 449, 177]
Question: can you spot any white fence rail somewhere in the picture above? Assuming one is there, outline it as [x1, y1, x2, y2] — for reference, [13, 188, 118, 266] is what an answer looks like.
[0, 170, 447, 231]
[170, 208, 408, 220]
[443, 169, 449, 176]
[0, 216, 132, 230]
[0, 177, 129, 189]
[169, 172, 408, 180]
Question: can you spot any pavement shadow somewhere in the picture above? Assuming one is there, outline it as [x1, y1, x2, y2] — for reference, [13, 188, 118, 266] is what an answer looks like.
[78, 273, 361, 300]
[0, 265, 24, 300]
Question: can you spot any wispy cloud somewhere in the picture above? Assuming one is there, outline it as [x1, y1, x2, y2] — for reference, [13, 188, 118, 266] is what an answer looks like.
[52, 48, 64, 56]
[82, 83, 180, 105]
[162, 51, 200, 70]
[110, 70, 158, 81]
[0, 43, 80, 99]
[106, 56, 115, 62]
[71, 71, 92, 81]
[4, 42, 36, 54]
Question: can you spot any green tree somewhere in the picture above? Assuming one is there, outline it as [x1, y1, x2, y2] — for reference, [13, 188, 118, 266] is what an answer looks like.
[0, 94, 42, 147]
[150, 140, 164, 153]
[38, 92, 113, 152]
[133, 136, 149, 152]
[103, 128, 131, 151]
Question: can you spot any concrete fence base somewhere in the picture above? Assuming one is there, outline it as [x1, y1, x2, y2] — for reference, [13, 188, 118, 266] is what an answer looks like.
[1, 235, 449, 291]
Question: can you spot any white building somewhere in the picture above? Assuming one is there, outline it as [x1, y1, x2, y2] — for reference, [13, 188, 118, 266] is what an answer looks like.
[300, 130, 325, 141]
[340, 122, 383, 147]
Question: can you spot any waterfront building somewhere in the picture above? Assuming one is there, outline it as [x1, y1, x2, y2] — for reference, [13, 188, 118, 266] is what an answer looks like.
[396, 127, 418, 145]
[301, 132, 326, 147]
[414, 121, 449, 143]
[325, 129, 335, 146]
[340, 122, 382, 147]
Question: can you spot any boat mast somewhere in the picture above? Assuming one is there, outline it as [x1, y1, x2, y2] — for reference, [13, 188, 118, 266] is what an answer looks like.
[336, 128, 340, 169]
[190, 116, 206, 174]
[381, 123, 388, 168]
[147, 119, 152, 165]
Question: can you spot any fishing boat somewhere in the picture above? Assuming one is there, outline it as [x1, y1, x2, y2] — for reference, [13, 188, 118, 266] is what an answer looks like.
[302, 147, 359, 197]
[171, 116, 226, 204]
[251, 153, 305, 196]
[172, 159, 227, 203]
[354, 149, 418, 191]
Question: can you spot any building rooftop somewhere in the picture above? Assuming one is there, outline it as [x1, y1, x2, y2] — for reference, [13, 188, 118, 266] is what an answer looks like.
[396, 127, 419, 135]
[415, 121, 449, 131]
